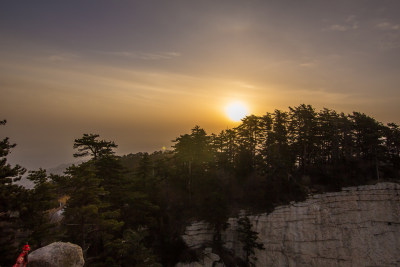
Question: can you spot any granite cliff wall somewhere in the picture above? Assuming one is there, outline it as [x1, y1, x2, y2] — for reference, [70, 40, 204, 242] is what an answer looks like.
[182, 182, 400, 267]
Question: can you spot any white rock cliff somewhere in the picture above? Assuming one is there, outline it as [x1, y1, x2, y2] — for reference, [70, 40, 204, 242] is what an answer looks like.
[182, 182, 400, 267]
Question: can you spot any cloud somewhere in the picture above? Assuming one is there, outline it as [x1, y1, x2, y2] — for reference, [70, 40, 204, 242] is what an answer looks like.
[375, 22, 400, 50]
[299, 61, 317, 68]
[329, 24, 348, 31]
[99, 51, 181, 60]
[375, 22, 400, 31]
[47, 53, 78, 62]
[328, 23, 358, 32]
[327, 15, 359, 32]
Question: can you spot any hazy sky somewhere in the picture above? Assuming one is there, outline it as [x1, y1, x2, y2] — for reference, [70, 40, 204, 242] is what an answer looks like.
[1, 0, 399, 170]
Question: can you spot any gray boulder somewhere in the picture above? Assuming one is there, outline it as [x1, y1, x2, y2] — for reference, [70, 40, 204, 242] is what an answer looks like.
[28, 242, 84, 267]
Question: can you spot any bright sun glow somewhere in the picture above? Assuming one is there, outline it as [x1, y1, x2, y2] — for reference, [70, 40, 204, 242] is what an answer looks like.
[226, 101, 249, 122]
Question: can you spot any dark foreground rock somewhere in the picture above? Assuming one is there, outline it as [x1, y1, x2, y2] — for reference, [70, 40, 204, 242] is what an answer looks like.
[28, 242, 84, 267]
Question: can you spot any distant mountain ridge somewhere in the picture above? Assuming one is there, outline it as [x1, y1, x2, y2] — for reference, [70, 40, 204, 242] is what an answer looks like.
[47, 163, 73, 175]
[14, 161, 81, 189]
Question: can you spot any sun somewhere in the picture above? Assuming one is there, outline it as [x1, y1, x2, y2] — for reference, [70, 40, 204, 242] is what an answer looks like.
[225, 101, 249, 122]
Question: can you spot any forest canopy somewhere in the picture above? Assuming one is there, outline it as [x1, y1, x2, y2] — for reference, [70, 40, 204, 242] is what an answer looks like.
[1, 104, 399, 266]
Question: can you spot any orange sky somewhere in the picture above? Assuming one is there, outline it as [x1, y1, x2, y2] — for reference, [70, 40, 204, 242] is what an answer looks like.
[1, 1, 399, 169]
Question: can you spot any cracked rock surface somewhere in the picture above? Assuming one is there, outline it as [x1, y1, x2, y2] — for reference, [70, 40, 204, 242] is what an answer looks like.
[182, 183, 400, 267]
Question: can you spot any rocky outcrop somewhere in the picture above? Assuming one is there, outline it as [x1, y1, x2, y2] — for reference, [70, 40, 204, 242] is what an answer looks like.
[182, 222, 215, 249]
[182, 182, 400, 267]
[176, 248, 225, 267]
[28, 242, 84, 267]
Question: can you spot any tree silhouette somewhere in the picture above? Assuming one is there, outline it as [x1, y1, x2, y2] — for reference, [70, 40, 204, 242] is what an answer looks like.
[173, 126, 213, 201]
[0, 120, 27, 266]
[384, 123, 400, 170]
[261, 110, 292, 177]
[237, 215, 265, 267]
[73, 133, 117, 159]
[22, 169, 58, 248]
[350, 112, 385, 180]
[213, 129, 238, 170]
[288, 104, 318, 174]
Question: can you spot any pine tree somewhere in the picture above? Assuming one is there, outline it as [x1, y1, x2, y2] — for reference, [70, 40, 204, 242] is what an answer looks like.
[350, 112, 385, 180]
[262, 110, 292, 177]
[117, 228, 161, 267]
[63, 162, 107, 254]
[63, 134, 162, 265]
[22, 169, 59, 248]
[0, 120, 27, 266]
[173, 126, 213, 202]
[73, 133, 117, 159]
[235, 115, 265, 175]
[237, 215, 265, 267]
[288, 104, 319, 174]
[384, 123, 400, 172]
[63, 134, 124, 264]
[213, 129, 238, 170]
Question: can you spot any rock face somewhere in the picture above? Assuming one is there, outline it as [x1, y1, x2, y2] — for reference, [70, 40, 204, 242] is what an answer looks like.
[182, 222, 215, 249]
[28, 242, 84, 267]
[176, 248, 225, 267]
[182, 182, 400, 267]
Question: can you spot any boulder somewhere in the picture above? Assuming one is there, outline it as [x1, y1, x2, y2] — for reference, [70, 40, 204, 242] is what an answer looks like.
[28, 242, 84, 267]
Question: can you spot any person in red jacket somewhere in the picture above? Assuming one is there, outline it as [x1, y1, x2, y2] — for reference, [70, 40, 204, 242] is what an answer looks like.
[13, 244, 30, 267]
